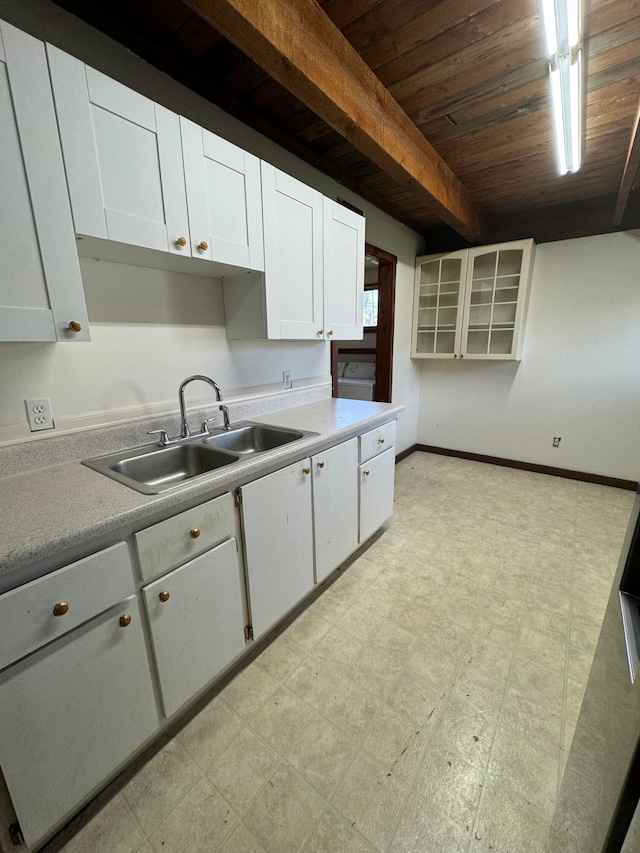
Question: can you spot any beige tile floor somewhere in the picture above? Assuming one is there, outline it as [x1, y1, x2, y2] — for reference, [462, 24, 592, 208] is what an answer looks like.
[46, 452, 635, 853]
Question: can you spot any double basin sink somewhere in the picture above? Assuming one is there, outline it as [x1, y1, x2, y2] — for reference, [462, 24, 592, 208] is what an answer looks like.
[83, 423, 318, 494]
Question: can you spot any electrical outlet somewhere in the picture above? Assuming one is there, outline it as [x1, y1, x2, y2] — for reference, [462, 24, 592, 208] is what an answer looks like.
[25, 398, 54, 431]
[283, 370, 292, 389]
[553, 436, 561, 447]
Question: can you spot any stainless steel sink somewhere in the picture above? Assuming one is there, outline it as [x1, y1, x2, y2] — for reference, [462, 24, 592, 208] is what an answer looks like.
[83, 422, 318, 493]
[83, 442, 239, 494]
[203, 423, 314, 455]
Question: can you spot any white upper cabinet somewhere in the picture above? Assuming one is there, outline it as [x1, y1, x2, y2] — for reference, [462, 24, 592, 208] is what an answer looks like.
[47, 46, 190, 257]
[0, 22, 89, 342]
[224, 164, 365, 341]
[412, 239, 535, 361]
[181, 118, 264, 270]
[261, 162, 325, 339]
[323, 198, 365, 340]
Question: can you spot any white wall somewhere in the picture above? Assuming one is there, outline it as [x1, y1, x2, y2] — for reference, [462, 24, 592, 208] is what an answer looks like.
[418, 231, 640, 480]
[0, 0, 423, 453]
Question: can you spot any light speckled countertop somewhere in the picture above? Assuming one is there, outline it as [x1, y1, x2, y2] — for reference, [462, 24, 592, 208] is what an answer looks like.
[0, 398, 402, 589]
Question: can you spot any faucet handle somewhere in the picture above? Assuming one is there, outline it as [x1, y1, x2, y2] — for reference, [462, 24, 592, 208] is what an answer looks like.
[219, 405, 231, 430]
[201, 416, 216, 434]
[148, 429, 170, 446]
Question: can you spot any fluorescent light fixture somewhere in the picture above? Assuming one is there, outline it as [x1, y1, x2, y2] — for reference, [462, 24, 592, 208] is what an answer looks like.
[542, 0, 583, 175]
[541, 0, 558, 56]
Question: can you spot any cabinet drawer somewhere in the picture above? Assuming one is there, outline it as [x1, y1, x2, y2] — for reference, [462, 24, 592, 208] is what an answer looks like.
[359, 420, 396, 463]
[135, 492, 235, 581]
[0, 542, 134, 672]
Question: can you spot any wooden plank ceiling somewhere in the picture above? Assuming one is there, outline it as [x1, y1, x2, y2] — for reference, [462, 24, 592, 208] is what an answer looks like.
[51, 0, 640, 246]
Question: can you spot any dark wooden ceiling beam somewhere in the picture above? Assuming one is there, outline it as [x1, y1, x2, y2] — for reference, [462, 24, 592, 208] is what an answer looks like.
[182, 0, 483, 240]
[614, 97, 640, 225]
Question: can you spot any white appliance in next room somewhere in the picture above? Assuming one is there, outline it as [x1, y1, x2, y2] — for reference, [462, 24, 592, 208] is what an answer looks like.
[338, 362, 376, 401]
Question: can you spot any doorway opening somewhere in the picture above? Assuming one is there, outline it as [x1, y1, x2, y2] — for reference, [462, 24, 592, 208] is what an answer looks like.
[332, 243, 397, 404]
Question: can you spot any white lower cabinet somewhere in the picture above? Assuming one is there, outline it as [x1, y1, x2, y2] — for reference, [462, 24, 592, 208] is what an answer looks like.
[0, 596, 158, 848]
[0, 420, 398, 849]
[240, 459, 314, 639]
[312, 438, 359, 583]
[359, 446, 396, 543]
[143, 538, 245, 718]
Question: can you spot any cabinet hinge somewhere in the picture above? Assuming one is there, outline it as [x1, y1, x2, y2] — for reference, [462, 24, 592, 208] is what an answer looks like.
[8, 822, 24, 846]
[244, 625, 254, 641]
[234, 490, 242, 508]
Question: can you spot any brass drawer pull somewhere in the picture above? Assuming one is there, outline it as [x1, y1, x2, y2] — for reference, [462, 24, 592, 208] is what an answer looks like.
[378, 437, 385, 444]
[317, 461, 324, 468]
[303, 467, 310, 475]
[68, 321, 82, 333]
[53, 602, 69, 617]
[363, 470, 370, 476]
[176, 236, 187, 247]
[119, 614, 132, 628]
[198, 241, 208, 251]
[190, 528, 201, 539]
[159, 591, 171, 603]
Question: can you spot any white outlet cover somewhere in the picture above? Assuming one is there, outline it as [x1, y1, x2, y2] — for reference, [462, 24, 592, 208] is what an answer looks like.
[25, 398, 54, 431]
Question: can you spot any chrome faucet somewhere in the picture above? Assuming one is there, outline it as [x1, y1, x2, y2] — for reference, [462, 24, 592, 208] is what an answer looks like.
[148, 374, 231, 446]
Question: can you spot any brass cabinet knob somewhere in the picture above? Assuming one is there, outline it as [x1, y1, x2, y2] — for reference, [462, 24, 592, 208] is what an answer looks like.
[460, 353, 465, 358]
[176, 236, 187, 247]
[68, 321, 82, 333]
[159, 591, 171, 603]
[317, 461, 325, 468]
[53, 602, 69, 617]
[378, 437, 385, 444]
[363, 470, 370, 476]
[198, 241, 208, 251]
[317, 329, 323, 336]
[119, 614, 132, 628]
[454, 354, 458, 358]
[303, 467, 310, 475]
[327, 329, 334, 337]
[190, 528, 201, 539]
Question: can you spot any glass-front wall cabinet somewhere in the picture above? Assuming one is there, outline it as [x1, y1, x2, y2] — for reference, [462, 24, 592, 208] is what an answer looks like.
[414, 251, 466, 357]
[412, 239, 535, 361]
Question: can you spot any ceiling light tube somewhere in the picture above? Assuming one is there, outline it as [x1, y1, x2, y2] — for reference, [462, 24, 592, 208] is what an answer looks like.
[566, 0, 581, 48]
[569, 50, 582, 172]
[541, 0, 559, 56]
[549, 61, 568, 175]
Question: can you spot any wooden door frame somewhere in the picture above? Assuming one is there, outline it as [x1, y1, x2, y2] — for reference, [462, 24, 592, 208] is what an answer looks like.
[331, 242, 397, 403]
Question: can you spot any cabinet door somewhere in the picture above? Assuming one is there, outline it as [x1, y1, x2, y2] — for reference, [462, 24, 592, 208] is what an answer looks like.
[0, 597, 158, 847]
[181, 118, 264, 270]
[47, 46, 189, 256]
[261, 163, 323, 339]
[323, 199, 365, 340]
[461, 239, 534, 360]
[359, 446, 396, 543]
[0, 23, 88, 342]
[143, 539, 245, 718]
[312, 439, 359, 584]
[411, 251, 467, 359]
[241, 459, 314, 638]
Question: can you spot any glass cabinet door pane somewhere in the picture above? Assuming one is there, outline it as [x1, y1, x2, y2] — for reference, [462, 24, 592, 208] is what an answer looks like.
[472, 252, 497, 279]
[435, 331, 455, 353]
[466, 330, 489, 354]
[416, 331, 435, 353]
[497, 249, 523, 276]
[420, 260, 441, 284]
[441, 257, 462, 282]
[489, 330, 514, 354]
